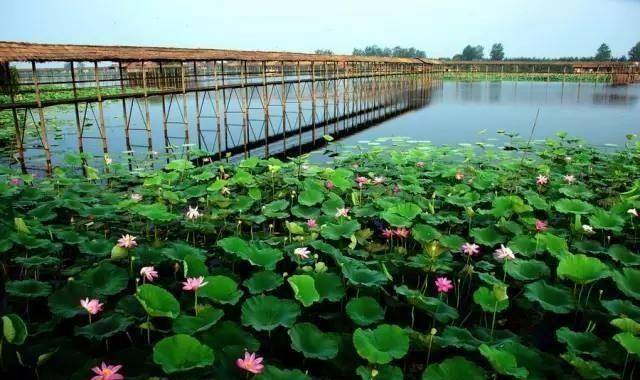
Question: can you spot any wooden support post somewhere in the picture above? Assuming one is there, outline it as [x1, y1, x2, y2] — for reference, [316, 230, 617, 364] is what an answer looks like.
[213, 61, 223, 159]
[117, 62, 132, 154]
[193, 61, 202, 150]
[221, 61, 229, 157]
[310, 61, 316, 145]
[31, 61, 52, 174]
[142, 61, 153, 157]
[280, 61, 287, 154]
[333, 62, 338, 136]
[295, 61, 302, 153]
[323, 61, 329, 136]
[181, 62, 190, 151]
[159, 62, 170, 155]
[261, 61, 270, 156]
[93, 62, 108, 156]
[241, 60, 249, 158]
[6, 61, 26, 173]
[70, 62, 85, 158]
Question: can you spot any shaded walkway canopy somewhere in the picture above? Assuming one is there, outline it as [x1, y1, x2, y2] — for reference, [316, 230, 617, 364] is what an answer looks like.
[0, 41, 439, 64]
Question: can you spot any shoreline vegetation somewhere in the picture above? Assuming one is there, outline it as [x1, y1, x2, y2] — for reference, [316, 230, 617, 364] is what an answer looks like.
[1, 135, 640, 379]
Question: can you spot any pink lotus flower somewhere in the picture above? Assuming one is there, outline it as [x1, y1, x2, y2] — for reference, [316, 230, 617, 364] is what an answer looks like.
[381, 229, 394, 239]
[335, 207, 350, 218]
[182, 276, 208, 291]
[494, 244, 515, 261]
[130, 193, 142, 202]
[564, 174, 576, 184]
[394, 228, 410, 239]
[117, 234, 137, 249]
[416, 161, 425, 168]
[294, 247, 311, 260]
[10, 178, 21, 185]
[80, 298, 103, 315]
[307, 218, 318, 228]
[355, 176, 369, 188]
[140, 266, 158, 282]
[455, 172, 464, 181]
[535, 219, 548, 232]
[536, 175, 549, 186]
[325, 180, 335, 190]
[435, 277, 453, 293]
[91, 362, 123, 380]
[236, 352, 264, 374]
[461, 242, 480, 256]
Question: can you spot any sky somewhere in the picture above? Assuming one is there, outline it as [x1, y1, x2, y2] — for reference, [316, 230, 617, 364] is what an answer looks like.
[1, 0, 639, 59]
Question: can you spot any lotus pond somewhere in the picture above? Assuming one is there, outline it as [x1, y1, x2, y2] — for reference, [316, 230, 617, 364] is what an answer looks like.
[1, 134, 640, 379]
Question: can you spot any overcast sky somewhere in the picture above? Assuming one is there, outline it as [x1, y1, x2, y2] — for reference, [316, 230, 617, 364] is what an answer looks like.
[1, 0, 638, 58]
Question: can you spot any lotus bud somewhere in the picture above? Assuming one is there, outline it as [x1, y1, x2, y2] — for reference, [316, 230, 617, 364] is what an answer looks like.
[282, 272, 288, 277]
[269, 224, 274, 229]
[313, 254, 319, 259]
[371, 369, 379, 378]
[430, 328, 437, 335]
[302, 265, 313, 272]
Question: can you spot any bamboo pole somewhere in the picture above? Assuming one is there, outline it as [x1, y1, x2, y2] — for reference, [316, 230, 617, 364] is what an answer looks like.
[31, 61, 52, 174]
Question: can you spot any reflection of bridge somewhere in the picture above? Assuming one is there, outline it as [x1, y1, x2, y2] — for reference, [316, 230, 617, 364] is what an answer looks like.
[0, 42, 440, 174]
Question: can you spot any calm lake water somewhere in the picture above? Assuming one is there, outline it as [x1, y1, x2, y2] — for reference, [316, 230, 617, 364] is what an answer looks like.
[12, 80, 640, 170]
[340, 81, 640, 148]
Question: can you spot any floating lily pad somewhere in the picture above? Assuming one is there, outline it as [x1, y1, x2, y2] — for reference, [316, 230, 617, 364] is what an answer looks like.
[288, 322, 340, 359]
[241, 296, 301, 331]
[346, 297, 385, 326]
[353, 324, 409, 364]
[153, 334, 214, 374]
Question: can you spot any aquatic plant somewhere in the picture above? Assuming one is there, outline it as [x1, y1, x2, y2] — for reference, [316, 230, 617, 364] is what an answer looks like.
[0, 134, 639, 379]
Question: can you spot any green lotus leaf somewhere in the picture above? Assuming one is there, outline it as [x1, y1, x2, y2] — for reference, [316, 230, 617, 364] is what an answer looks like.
[243, 271, 284, 294]
[498, 341, 560, 380]
[245, 247, 284, 270]
[136, 284, 181, 319]
[473, 286, 509, 313]
[505, 259, 550, 281]
[601, 299, 640, 320]
[613, 332, 640, 355]
[48, 281, 94, 318]
[288, 275, 320, 307]
[469, 227, 505, 246]
[298, 188, 324, 206]
[561, 353, 618, 379]
[524, 190, 549, 211]
[557, 254, 609, 285]
[554, 199, 594, 215]
[353, 324, 409, 364]
[134, 203, 176, 222]
[162, 241, 207, 261]
[357, 364, 403, 380]
[395, 285, 459, 323]
[612, 268, 640, 300]
[440, 234, 466, 250]
[607, 244, 640, 266]
[6, 279, 52, 298]
[183, 253, 209, 277]
[12, 255, 60, 268]
[446, 192, 481, 208]
[589, 209, 625, 232]
[436, 327, 483, 351]
[321, 220, 361, 240]
[508, 236, 539, 257]
[263, 199, 289, 218]
[165, 159, 195, 171]
[198, 275, 243, 305]
[241, 295, 301, 331]
[412, 224, 441, 243]
[422, 356, 486, 380]
[556, 327, 607, 358]
[79, 238, 112, 257]
[541, 233, 571, 258]
[153, 334, 214, 374]
[79, 261, 129, 296]
[74, 314, 134, 340]
[288, 322, 340, 359]
[611, 318, 640, 334]
[524, 280, 576, 314]
[478, 344, 528, 379]
[322, 193, 346, 215]
[346, 297, 385, 326]
[256, 365, 311, 380]
[199, 321, 260, 360]
[2, 314, 28, 345]
[341, 261, 388, 288]
[172, 306, 224, 334]
[313, 272, 346, 302]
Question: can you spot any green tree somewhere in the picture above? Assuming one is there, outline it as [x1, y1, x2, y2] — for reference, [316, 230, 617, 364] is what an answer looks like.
[594, 43, 612, 61]
[629, 41, 640, 61]
[315, 49, 334, 55]
[490, 43, 505, 60]
[460, 45, 484, 60]
[352, 45, 425, 58]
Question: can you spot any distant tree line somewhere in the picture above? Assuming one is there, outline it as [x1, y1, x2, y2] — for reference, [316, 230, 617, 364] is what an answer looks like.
[447, 42, 640, 61]
[351, 45, 426, 58]
[314, 49, 334, 55]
